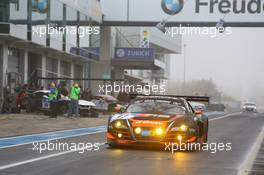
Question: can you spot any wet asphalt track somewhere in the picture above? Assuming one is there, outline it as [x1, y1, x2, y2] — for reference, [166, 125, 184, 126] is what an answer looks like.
[0, 112, 263, 175]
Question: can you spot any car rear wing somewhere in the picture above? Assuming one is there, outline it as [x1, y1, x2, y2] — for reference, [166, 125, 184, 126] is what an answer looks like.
[129, 94, 210, 103]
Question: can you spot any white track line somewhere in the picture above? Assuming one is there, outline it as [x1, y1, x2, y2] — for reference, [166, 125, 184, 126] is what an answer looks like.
[209, 115, 231, 121]
[0, 150, 75, 170]
[0, 142, 107, 171]
[209, 112, 240, 121]
[0, 130, 106, 150]
[0, 125, 106, 141]
[237, 125, 264, 175]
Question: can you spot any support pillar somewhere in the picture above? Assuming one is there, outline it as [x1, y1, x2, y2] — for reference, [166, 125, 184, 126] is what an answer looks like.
[41, 54, 47, 86]
[57, 59, 61, 84]
[23, 49, 28, 84]
[0, 44, 8, 110]
[70, 62, 74, 85]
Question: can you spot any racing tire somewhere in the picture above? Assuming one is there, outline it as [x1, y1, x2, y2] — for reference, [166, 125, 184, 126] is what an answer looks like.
[59, 104, 68, 116]
[186, 123, 207, 152]
[16, 108, 21, 113]
[183, 133, 202, 152]
[23, 99, 32, 113]
[91, 111, 99, 118]
[107, 142, 118, 149]
[87, 110, 99, 118]
[203, 119, 209, 143]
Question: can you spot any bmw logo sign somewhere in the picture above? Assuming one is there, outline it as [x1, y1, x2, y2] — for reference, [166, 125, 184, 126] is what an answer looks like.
[161, 0, 184, 15]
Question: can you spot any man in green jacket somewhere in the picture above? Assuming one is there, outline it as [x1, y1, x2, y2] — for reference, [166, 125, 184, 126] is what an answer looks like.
[69, 82, 81, 117]
[48, 82, 59, 117]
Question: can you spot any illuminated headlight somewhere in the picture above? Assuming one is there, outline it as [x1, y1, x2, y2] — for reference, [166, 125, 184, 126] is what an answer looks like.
[117, 133, 122, 138]
[134, 127, 142, 134]
[155, 128, 164, 136]
[115, 121, 122, 128]
[180, 125, 188, 132]
[177, 135, 183, 141]
[171, 125, 188, 132]
[114, 121, 128, 129]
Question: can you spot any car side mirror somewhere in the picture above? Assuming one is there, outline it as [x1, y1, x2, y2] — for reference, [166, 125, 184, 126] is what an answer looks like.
[194, 110, 203, 122]
[194, 110, 203, 115]
[114, 105, 125, 113]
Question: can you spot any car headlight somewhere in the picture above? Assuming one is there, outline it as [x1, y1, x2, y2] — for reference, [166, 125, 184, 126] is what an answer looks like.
[171, 124, 188, 132]
[134, 127, 142, 134]
[113, 121, 128, 129]
[117, 133, 123, 138]
[180, 125, 188, 131]
[115, 121, 122, 128]
[177, 135, 183, 141]
[155, 128, 164, 136]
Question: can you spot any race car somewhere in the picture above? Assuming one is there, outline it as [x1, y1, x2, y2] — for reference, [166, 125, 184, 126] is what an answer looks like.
[242, 102, 257, 113]
[92, 95, 119, 112]
[20, 90, 98, 117]
[20, 90, 53, 112]
[107, 95, 209, 147]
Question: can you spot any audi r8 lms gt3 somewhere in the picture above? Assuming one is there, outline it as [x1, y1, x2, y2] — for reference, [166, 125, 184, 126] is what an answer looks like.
[107, 96, 209, 148]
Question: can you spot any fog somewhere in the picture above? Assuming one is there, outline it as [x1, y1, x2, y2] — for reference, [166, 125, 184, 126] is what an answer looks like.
[169, 28, 264, 106]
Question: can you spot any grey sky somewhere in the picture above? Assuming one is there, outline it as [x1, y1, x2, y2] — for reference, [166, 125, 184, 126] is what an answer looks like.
[170, 28, 264, 104]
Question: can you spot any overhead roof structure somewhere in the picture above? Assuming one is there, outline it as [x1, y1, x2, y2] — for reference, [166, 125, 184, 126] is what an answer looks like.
[101, 0, 264, 27]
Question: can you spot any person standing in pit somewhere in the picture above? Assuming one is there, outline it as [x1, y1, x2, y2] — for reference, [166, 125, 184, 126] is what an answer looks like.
[68, 82, 81, 117]
[48, 82, 59, 118]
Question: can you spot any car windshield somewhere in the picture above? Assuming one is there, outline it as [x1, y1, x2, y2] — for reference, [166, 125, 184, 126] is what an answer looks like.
[95, 95, 117, 102]
[245, 103, 256, 106]
[126, 102, 186, 115]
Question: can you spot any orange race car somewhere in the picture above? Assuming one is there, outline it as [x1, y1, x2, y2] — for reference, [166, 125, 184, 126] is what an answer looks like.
[107, 95, 209, 148]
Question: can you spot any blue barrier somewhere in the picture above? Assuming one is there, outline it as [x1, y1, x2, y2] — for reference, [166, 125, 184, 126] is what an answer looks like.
[0, 126, 107, 149]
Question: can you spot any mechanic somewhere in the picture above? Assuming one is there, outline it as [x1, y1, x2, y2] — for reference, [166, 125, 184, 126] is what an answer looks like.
[58, 82, 69, 97]
[48, 82, 59, 118]
[68, 82, 81, 117]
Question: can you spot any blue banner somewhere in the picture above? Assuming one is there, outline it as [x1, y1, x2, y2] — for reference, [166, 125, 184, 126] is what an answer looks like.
[114, 48, 155, 60]
[70, 47, 100, 60]
[32, 0, 48, 13]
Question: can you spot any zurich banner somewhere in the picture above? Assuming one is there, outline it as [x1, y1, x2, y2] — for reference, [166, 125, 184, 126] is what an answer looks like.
[114, 48, 155, 60]
[70, 47, 100, 60]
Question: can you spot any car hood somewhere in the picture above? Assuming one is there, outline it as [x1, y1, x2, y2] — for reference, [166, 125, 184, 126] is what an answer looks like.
[79, 100, 95, 106]
[110, 113, 185, 127]
[59, 97, 95, 106]
[244, 105, 256, 108]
